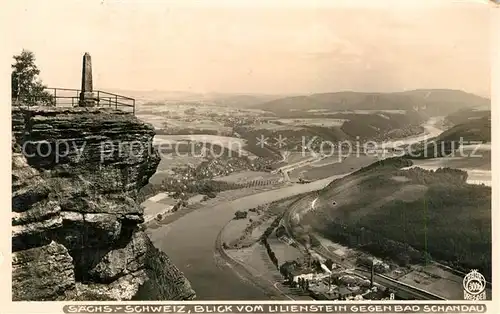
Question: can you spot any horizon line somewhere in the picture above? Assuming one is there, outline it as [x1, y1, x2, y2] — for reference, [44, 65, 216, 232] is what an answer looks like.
[96, 87, 491, 99]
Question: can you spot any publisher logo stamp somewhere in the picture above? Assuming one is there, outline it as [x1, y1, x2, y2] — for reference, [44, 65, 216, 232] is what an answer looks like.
[463, 269, 486, 300]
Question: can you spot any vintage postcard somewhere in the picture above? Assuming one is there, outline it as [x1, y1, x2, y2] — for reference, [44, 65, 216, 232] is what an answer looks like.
[3, 0, 498, 313]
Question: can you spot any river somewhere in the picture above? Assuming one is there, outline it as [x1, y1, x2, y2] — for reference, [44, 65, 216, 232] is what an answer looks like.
[385, 117, 491, 186]
[147, 178, 336, 300]
[147, 117, 490, 299]
[381, 116, 444, 147]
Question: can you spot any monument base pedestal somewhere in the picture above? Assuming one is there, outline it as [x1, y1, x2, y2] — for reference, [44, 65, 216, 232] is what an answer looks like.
[79, 92, 97, 107]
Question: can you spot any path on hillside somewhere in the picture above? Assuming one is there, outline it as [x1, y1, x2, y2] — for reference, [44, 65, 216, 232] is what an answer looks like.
[279, 117, 450, 299]
[282, 192, 446, 300]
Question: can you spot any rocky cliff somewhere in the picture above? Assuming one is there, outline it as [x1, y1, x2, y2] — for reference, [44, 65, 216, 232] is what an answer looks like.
[12, 106, 196, 301]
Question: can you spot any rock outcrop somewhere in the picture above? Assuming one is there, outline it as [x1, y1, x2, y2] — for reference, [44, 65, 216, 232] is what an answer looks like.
[12, 106, 195, 301]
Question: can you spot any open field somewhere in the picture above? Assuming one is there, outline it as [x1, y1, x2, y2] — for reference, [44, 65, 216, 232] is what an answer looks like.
[220, 204, 311, 300]
[309, 155, 344, 167]
[141, 192, 179, 223]
[136, 114, 167, 129]
[226, 245, 274, 278]
[289, 154, 378, 181]
[308, 109, 407, 115]
[154, 135, 248, 151]
[156, 155, 206, 172]
[164, 118, 229, 132]
[137, 102, 273, 120]
[153, 135, 256, 160]
[222, 219, 251, 246]
[393, 263, 490, 300]
[148, 192, 171, 202]
[227, 216, 276, 249]
[225, 244, 312, 300]
[138, 113, 232, 133]
[283, 152, 317, 164]
[213, 171, 280, 184]
[271, 118, 348, 127]
[395, 265, 465, 300]
[249, 123, 304, 131]
[402, 149, 491, 186]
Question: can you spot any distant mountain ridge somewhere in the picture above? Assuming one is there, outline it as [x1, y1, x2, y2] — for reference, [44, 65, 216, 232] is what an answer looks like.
[252, 89, 490, 117]
[106, 89, 489, 114]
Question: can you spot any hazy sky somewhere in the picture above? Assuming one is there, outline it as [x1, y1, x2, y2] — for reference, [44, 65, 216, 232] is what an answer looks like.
[6, 0, 492, 96]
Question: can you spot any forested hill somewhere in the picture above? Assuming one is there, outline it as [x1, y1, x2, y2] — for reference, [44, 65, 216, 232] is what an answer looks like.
[304, 157, 491, 280]
[444, 107, 491, 127]
[437, 116, 491, 143]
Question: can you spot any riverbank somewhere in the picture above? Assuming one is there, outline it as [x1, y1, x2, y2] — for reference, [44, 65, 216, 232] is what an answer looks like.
[146, 117, 462, 300]
[218, 199, 313, 300]
[146, 182, 289, 230]
[147, 177, 336, 299]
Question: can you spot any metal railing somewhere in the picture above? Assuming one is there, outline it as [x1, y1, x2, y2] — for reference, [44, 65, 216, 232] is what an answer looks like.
[13, 87, 136, 114]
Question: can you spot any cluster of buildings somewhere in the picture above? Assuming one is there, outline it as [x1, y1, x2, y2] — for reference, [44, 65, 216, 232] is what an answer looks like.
[281, 257, 392, 301]
[304, 271, 388, 300]
[293, 270, 388, 300]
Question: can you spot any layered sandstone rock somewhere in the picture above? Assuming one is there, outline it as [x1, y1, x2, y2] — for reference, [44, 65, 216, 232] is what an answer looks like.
[12, 107, 195, 301]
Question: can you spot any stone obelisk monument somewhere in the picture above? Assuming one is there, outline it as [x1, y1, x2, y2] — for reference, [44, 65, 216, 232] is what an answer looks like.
[79, 52, 96, 107]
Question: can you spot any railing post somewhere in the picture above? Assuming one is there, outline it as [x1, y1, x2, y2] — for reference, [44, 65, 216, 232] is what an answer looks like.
[133, 99, 135, 115]
[115, 95, 118, 110]
[54, 88, 57, 106]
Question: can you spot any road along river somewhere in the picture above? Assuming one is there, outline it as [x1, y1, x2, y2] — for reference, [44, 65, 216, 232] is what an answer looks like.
[148, 118, 453, 299]
[147, 177, 336, 300]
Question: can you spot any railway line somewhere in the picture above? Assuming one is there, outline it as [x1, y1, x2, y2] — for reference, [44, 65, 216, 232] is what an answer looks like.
[281, 192, 447, 300]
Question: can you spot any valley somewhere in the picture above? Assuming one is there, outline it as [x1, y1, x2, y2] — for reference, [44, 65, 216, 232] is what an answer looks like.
[138, 90, 491, 301]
